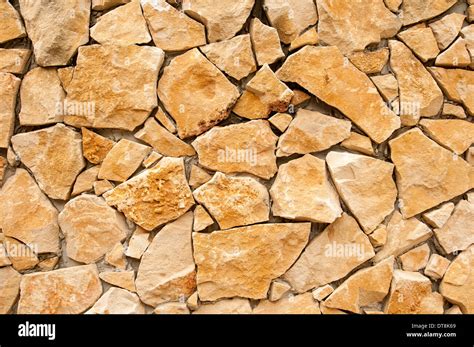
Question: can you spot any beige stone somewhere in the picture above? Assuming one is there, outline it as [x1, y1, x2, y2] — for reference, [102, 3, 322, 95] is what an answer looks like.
[269, 113, 293, 133]
[425, 254, 451, 280]
[400, 0, 457, 26]
[188, 165, 212, 190]
[397, 26, 440, 62]
[0, 156, 5, 187]
[421, 119, 474, 156]
[232, 91, 271, 120]
[37, 257, 59, 272]
[320, 303, 347, 314]
[389, 128, 474, 218]
[461, 25, 474, 67]
[19, 0, 90, 66]
[443, 103, 467, 119]
[154, 302, 190, 315]
[370, 74, 399, 102]
[348, 49, 390, 74]
[18, 264, 102, 314]
[436, 38, 471, 68]
[136, 213, 196, 307]
[158, 48, 239, 139]
[93, 180, 114, 196]
[86, 288, 145, 314]
[270, 155, 342, 224]
[369, 225, 387, 248]
[384, 0, 402, 12]
[0, 0, 26, 44]
[99, 271, 136, 292]
[124, 227, 150, 260]
[284, 214, 375, 293]
[194, 223, 310, 301]
[4, 237, 39, 272]
[250, 18, 285, 66]
[154, 107, 176, 134]
[142, 151, 163, 169]
[254, 293, 320, 314]
[92, 0, 130, 10]
[0, 48, 31, 74]
[81, 128, 115, 165]
[0, 72, 20, 149]
[187, 292, 199, 311]
[193, 298, 252, 314]
[341, 132, 374, 156]
[277, 46, 400, 143]
[104, 242, 127, 270]
[327, 151, 397, 233]
[0, 266, 21, 314]
[193, 205, 214, 232]
[429, 13, 466, 50]
[72, 166, 100, 196]
[269, 280, 291, 302]
[312, 285, 334, 302]
[290, 90, 311, 106]
[399, 243, 431, 271]
[289, 27, 319, 52]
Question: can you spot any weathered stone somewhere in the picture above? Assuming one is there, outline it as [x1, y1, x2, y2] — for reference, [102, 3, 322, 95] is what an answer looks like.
[104, 242, 127, 270]
[142, 151, 163, 169]
[269, 113, 293, 133]
[0, 72, 20, 149]
[92, 0, 129, 10]
[81, 128, 115, 165]
[192, 120, 278, 180]
[136, 213, 196, 307]
[425, 254, 451, 280]
[269, 280, 291, 302]
[188, 165, 212, 190]
[0, 48, 31, 74]
[0, 266, 21, 314]
[327, 151, 397, 233]
[0, 0, 26, 44]
[443, 103, 467, 119]
[348, 49, 390, 74]
[158, 49, 239, 139]
[250, 18, 285, 66]
[312, 285, 334, 301]
[154, 302, 190, 315]
[384, 0, 402, 12]
[193, 223, 310, 301]
[317, 0, 401, 54]
[283, 214, 375, 293]
[420, 119, 474, 155]
[399, 243, 431, 272]
[4, 237, 39, 272]
[370, 74, 399, 102]
[104, 157, 194, 231]
[270, 155, 342, 224]
[369, 225, 388, 248]
[468, 148, 474, 165]
[232, 91, 271, 120]
[186, 292, 199, 311]
[71, 166, 100, 196]
[193, 205, 214, 232]
[19, 0, 90, 66]
[142, 0, 206, 52]
[397, 26, 440, 62]
[429, 13, 466, 50]
[59, 195, 129, 264]
[86, 288, 144, 314]
[290, 90, 311, 106]
[124, 227, 150, 260]
[99, 271, 136, 292]
[277, 46, 400, 143]
[254, 293, 320, 314]
[18, 264, 102, 314]
[37, 256, 59, 272]
[461, 25, 474, 67]
[341, 132, 374, 156]
[289, 27, 319, 52]
[435, 38, 471, 67]
[400, 0, 457, 26]
[193, 298, 252, 314]
[93, 180, 114, 196]
[389, 128, 474, 218]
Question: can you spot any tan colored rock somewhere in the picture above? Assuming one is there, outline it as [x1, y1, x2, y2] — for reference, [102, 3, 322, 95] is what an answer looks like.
[324, 257, 394, 313]
[400, 0, 457, 26]
[254, 293, 320, 314]
[99, 271, 136, 292]
[72, 166, 100, 196]
[136, 213, 196, 306]
[461, 25, 474, 66]
[18, 264, 102, 314]
[81, 128, 115, 165]
[0, 0, 26, 44]
[0, 234, 10, 267]
[278, 110, 350, 157]
[104, 157, 194, 231]
[193, 205, 214, 232]
[194, 223, 310, 301]
[469, 5, 474, 23]
[420, 119, 474, 155]
[397, 26, 440, 62]
[429, 13, 466, 50]
[399, 243, 431, 271]
[320, 303, 347, 314]
[440, 246, 474, 313]
[4, 237, 39, 272]
[277, 46, 400, 143]
[0, 266, 21, 314]
[37, 256, 59, 272]
[327, 151, 397, 233]
[389, 40, 443, 120]
[0, 72, 20, 149]
[443, 103, 467, 119]
[192, 120, 278, 180]
[142, 0, 206, 52]
[369, 225, 388, 247]
[312, 285, 334, 301]
[187, 292, 199, 311]
[0, 48, 31, 74]
[158, 49, 239, 139]
[98, 139, 150, 182]
[425, 254, 451, 280]
[19, 0, 90, 66]
[135, 118, 195, 158]
[232, 90, 271, 120]
[154, 107, 176, 134]
[290, 89, 311, 106]
[348, 49, 390, 74]
[468, 147, 474, 165]
[341, 132, 374, 156]
[93, 180, 114, 196]
[124, 227, 150, 260]
[317, 0, 401, 54]
[269, 280, 291, 302]
[63, 44, 164, 130]
[283, 214, 375, 293]
[188, 165, 212, 189]
[154, 302, 190, 315]
[389, 128, 474, 218]
[86, 288, 144, 314]
[270, 155, 343, 224]
[104, 242, 127, 270]
[435, 38, 471, 67]
[92, 0, 130, 10]
[384, 270, 444, 314]
[142, 151, 163, 169]
[250, 18, 285, 66]
[269, 113, 293, 133]
[384, 0, 402, 12]
[289, 27, 319, 51]
[370, 74, 399, 102]
[0, 156, 5, 187]
[193, 298, 252, 314]
[182, 0, 254, 43]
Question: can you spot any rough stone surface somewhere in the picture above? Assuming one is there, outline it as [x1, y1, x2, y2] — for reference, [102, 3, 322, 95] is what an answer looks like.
[86, 288, 144, 314]
[420, 119, 474, 155]
[371, 74, 399, 102]
[124, 227, 150, 260]
[348, 49, 390, 74]
[0, 48, 31, 74]
[399, 243, 431, 272]
[193, 298, 252, 314]
[99, 271, 136, 292]
[400, 0, 457, 26]
[81, 128, 115, 165]
[0, 72, 20, 149]
[435, 38, 471, 68]
[422, 202, 455, 229]
[425, 254, 451, 280]
[397, 26, 440, 62]
[250, 18, 285, 66]
[254, 293, 320, 314]
[193, 205, 214, 232]
[341, 132, 374, 156]
[268, 280, 291, 302]
[0, 0, 26, 44]
[430, 13, 466, 50]
[0, 266, 21, 314]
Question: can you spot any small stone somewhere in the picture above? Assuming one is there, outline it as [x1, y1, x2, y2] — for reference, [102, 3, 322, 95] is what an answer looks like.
[4, 237, 39, 272]
[37, 257, 59, 272]
[193, 205, 214, 232]
[400, 0, 457, 26]
[104, 243, 127, 270]
[0, 48, 31, 74]
[86, 288, 145, 314]
[232, 91, 271, 120]
[192, 120, 278, 180]
[348, 49, 390, 74]
[429, 13, 466, 50]
[270, 155, 343, 224]
[420, 119, 474, 155]
[19, 0, 89, 66]
[384, 270, 444, 314]
[193, 223, 310, 301]
[124, 227, 151, 260]
[193, 298, 252, 314]
[399, 243, 431, 272]
[370, 74, 399, 102]
[341, 132, 374, 156]
[283, 214, 375, 293]
[93, 180, 114, 196]
[182, 0, 254, 43]
[369, 225, 388, 248]
[277, 109, 351, 157]
[250, 18, 285, 66]
[98, 139, 151, 182]
[290, 90, 311, 106]
[254, 293, 320, 314]
[327, 151, 397, 233]
[158, 48, 240, 139]
[188, 165, 212, 190]
[72, 166, 100, 196]
[389, 128, 474, 218]
[92, 0, 130, 10]
[312, 285, 334, 301]
[142, 0, 206, 52]
[0, 72, 20, 149]
[269, 280, 291, 302]
[435, 38, 471, 67]
[100, 271, 136, 292]
[0, 0, 26, 44]
[289, 27, 319, 52]
[81, 128, 115, 165]
[397, 25, 440, 62]
[135, 118, 195, 158]
[18, 264, 102, 314]
[187, 292, 199, 311]
[142, 151, 163, 169]
[0, 266, 21, 314]
[136, 213, 196, 307]
[154, 302, 190, 315]
[443, 103, 467, 119]
[425, 254, 451, 280]
[200, 35, 256, 80]
[269, 113, 293, 133]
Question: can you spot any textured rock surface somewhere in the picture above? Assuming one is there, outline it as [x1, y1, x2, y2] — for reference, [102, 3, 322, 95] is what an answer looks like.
[400, 0, 457, 26]
[400, 244, 431, 272]
[0, 48, 31, 74]
[420, 119, 474, 155]
[250, 18, 285, 66]
[81, 128, 114, 165]
[254, 293, 320, 314]
[0, 0, 25, 44]
[0, 266, 21, 314]
[397, 26, 440, 62]
[86, 288, 145, 314]
[0, 72, 20, 149]
[430, 13, 466, 50]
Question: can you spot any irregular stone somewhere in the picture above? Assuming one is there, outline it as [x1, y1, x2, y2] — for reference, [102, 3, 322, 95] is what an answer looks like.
[135, 118, 195, 158]
[370, 74, 399, 102]
[136, 213, 196, 306]
[193, 223, 310, 301]
[37, 256, 59, 272]
[420, 119, 474, 155]
[270, 155, 343, 224]
[105, 243, 127, 270]
[71, 166, 100, 196]
[104, 157, 194, 231]
[250, 18, 285, 66]
[269, 280, 291, 302]
[443, 103, 467, 119]
[384, 0, 402, 12]
[142, 151, 163, 169]
[233, 91, 272, 119]
[86, 288, 145, 314]
[18, 264, 102, 314]
[81, 128, 115, 165]
[0, 0, 26, 44]
[289, 27, 319, 51]
[384, 270, 444, 314]
[0, 48, 31, 74]
[278, 109, 351, 157]
[154, 302, 190, 315]
[277, 46, 400, 143]
[468, 147, 474, 165]
[269, 113, 293, 133]
[327, 151, 397, 233]
[348, 49, 390, 74]
[63, 44, 164, 130]
[193, 205, 214, 232]
[283, 214, 375, 293]
[397, 26, 440, 62]
[188, 165, 212, 190]
[317, 0, 401, 54]
[19, 0, 90, 66]
[0, 72, 20, 149]
[435, 38, 471, 67]
[158, 48, 239, 139]
[429, 13, 466, 50]
[99, 271, 136, 292]
[389, 40, 443, 119]
[369, 225, 388, 248]
[182, 0, 254, 43]
[154, 107, 176, 134]
[324, 257, 394, 313]
[93, 180, 114, 196]
[92, 0, 130, 10]
[4, 237, 39, 272]
[254, 293, 320, 314]
[193, 298, 252, 314]
[461, 25, 474, 66]
[187, 292, 199, 311]
[192, 120, 278, 180]
[440, 246, 474, 313]
[290, 89, 311, 106]
[312, 285, 334, 301]
[98, 139, 151, 182]
[341, 132, 374, 156]
[0, 266, 21, 314]
[124, 227, 150, 260]
[142, 0, 206, 52]
[389, 128, 474, 218]
[400, 0, 457, 26]
[425, 254, 451, 280]
[399, 243, 431, 271]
